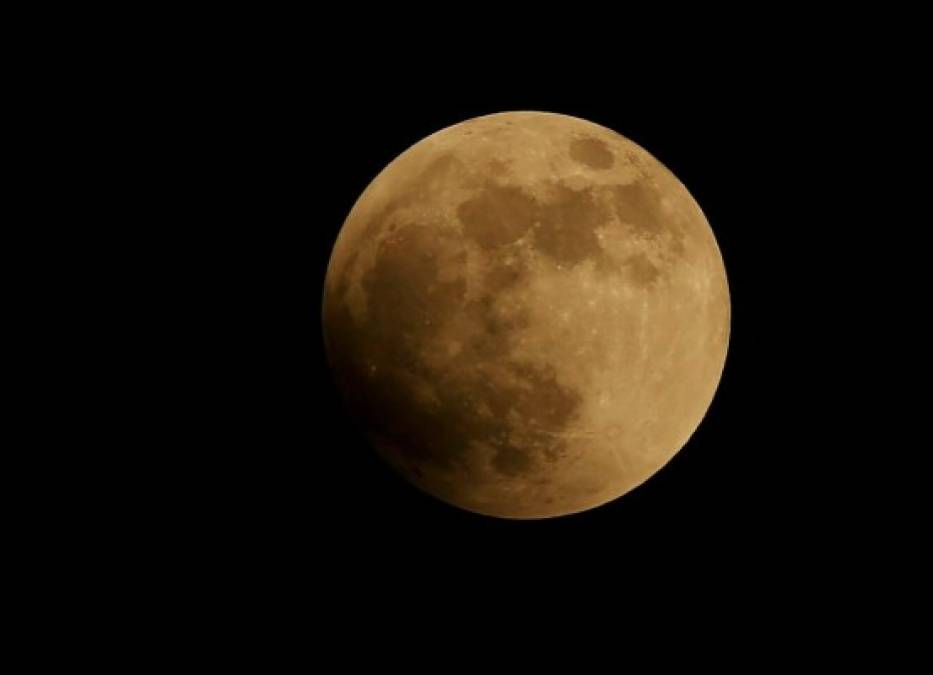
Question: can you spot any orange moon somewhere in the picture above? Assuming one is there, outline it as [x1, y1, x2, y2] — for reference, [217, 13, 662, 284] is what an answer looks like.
[323, 111, 730, 518]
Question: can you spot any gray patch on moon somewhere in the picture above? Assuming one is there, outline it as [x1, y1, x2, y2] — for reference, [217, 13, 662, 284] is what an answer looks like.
[532, 182, 609, 267]
[623, 252, 661, 287]
[454, 174, 687, 280]
[612, 183, 664, 236]
[458, 182, 538, 249]
[358, 223, 468, 367]
[570, 137, 615, 169]
[327, 213, 585, 484]
[611, 182, 686, 258]
[330, 152, 467, 310]
[492, 445, 532, 476]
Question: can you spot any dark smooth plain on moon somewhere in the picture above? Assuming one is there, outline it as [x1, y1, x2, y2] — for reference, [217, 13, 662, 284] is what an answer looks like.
[323, 111, 730, 519]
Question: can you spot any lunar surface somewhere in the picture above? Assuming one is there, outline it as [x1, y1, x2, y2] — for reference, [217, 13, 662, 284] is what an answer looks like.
[323, 111, 729, 519]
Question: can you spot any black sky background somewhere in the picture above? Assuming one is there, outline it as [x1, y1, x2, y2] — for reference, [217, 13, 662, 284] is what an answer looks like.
[15, 11, 918, 661]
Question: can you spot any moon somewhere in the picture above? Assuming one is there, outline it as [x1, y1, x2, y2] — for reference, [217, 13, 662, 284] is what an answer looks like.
[323, 111, 729, 519]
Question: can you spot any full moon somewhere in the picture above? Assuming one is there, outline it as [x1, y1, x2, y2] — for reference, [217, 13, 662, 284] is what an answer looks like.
[323, 111, 729, 519]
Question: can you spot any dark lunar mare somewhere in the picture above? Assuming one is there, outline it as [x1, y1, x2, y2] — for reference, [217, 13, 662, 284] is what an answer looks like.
[324, 201, 586, 484]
